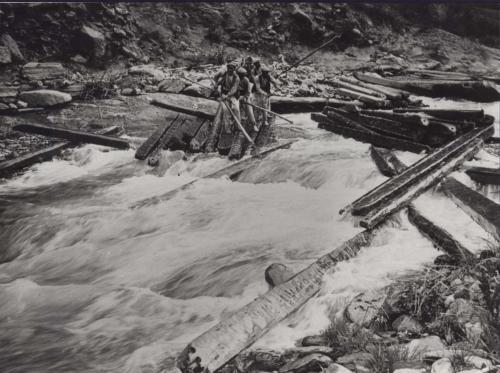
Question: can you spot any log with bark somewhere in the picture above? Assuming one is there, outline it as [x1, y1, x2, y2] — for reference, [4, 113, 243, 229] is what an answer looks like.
[135, 114, 180, 160]
[370, 146, 474, 262]
[270, 96, 333, 113]
[465, 166, 500, 185]
[312, 112, 431, 153]
[341, 125, 494, 216]
[150, 93, 219, 119]
[177, 229, 375, 373]
[0, 126, 123, 177]
[441, 177, 500, 242]
[146, 117, 188, 166]
[393, 108, 485, 122]
[12, 123, 130, 149]
[360, 139, 483, 229]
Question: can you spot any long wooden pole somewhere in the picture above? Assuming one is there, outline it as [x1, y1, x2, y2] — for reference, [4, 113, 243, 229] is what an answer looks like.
[222, 100, 255, 145]
[277, 33, 341, 77]
[241, 100, 293, 124]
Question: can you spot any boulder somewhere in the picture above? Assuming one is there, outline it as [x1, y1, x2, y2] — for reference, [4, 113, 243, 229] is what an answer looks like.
[431, 358, 454, 373]
[278, 353, 332, 373]
[182, 79, 215, 98]
[0, 46, 11, 64]
[406, 336, 446, 356]
[324, 363, 354, 373]
[392, 315, 423, 334]
[393, 369, 426, 373]
[81, 25, 107, 60]
[0, 103, 9, 112]
[70, 55, 88, 64]
[466, 356, 493, 370]
[19, 90, 72, 108]
[265, 263, 295, 287]
[336, 352, 373, 373]
[158, 78, 187, 93]
[21, 62, 66, 82]
[0, 34, 24, 63]
[345, 290, 386, 327]
[129, 65, 168, 82]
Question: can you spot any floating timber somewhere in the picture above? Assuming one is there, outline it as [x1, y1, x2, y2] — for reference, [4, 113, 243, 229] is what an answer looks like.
[441, 177, 500, 242]
[312, 112, 431, 153]
[327, 107, 426, 142]
[321, 78, 386, 98]
[355, 72, 500, 102]
[0, 126, 122, 177]
[370, 146, 473, 262]
[360, 139, 483, 229]
[133, 140, 297, 208]
[342, 125, 494, 216]
[270, 96, 333, 113]
[13, 123, 130, 149]
[177, 229, 375, 373]
[394, 108, 485, 122]
[146, 117, 188, 166]
[135, 114, 180, 160]
[150, 93, 218, 119]
[466, 166, 500, 185]
[339, 75, 409, 100]
[336, 88, 390, 107]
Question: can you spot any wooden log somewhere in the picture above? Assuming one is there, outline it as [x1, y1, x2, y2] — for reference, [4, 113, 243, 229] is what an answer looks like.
[168, 116, 207, 151]
[319, 78, 386, 98]
[218, 131, 234, 155]
[132, 140, 297, 208]
[150, 93, 219, 119]
[0, 126, 122, 177]
[146, 117, 188, 166]
[465, 167, 500, 185]
[339, 75, 409, 100]
[13, 123, 130, 149]
[370, 146, 473, 261]
[328, 108, 426, 142]
[177, 229, 375, 373]
[360, 110, 429, 127]
[441, 177, 500, 242]
[360, 140, 483, 229]
[336, 88, 390, 107]
[321, 100, 364, 112]
[314, 111, 431, 154]
[393, 108, 485, 122]
[135, 114, 180, 160]
[269, 96, 331, 113]
[486, 137, 500, 144]
[228, 132, 247, 160]
[189, 119, 212, 152]
[342, 125, 494, 216]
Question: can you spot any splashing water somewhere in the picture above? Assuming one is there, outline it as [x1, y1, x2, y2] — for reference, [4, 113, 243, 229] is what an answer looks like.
[0, 112, 496, 373]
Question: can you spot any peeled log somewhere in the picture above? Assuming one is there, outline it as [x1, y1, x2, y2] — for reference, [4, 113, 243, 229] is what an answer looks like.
[320, 78, 386, 98]
[339, 75, 409, 100]
[441, 177, 500, 242]
[360, 140, 482, 229]
[370, 146, 473, 261]
[393, 108, 485, 122]
[13, 123, 130, 149]
[177, 229, 375, 373]
[265, 263, 295, 288]
[336, 88, 390, 107]
[343, 125, 494, 216]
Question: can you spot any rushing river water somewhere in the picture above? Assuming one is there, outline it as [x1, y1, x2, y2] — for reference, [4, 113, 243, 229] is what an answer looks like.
[0, 104, 498, 373]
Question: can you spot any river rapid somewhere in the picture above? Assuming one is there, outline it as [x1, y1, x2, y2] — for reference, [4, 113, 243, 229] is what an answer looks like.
[0, 101, 498, 372]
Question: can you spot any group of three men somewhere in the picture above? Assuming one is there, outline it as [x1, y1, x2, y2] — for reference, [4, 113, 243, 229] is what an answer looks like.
[213, 57, 280, 141]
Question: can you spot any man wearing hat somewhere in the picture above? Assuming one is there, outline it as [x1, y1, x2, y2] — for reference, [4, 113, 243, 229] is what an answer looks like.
[254, 64, 279, 126]
[237, 66, 258, 132]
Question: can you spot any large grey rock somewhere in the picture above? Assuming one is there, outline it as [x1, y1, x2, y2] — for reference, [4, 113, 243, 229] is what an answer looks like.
[431, 358, 454, 373]
[81, 25, 107, 60]
[345, 290, 386, 327]
[19, 90, 72, 108]
[0, 46, 11, 64]
[0, 103, 9, 111]
[21, 62, 66, 82]
[392, 315, 423, 334]
[324, 363, 354, 373]
[158, 78, 187, 93]
[0, 34, 24, 63]
[301, 334, 329, 347]
[129, 65, 168, 82]
[278, 353, 332, 373]
[336, 352, 373, 373]
[182, 79, 215, 98]
[265, 263, 295, 287]
[407, 336, 446, 357]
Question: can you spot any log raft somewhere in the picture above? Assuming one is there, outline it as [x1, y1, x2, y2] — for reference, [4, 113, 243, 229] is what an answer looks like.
[465, 166, 500, 185]
[135, 114, 181, 160]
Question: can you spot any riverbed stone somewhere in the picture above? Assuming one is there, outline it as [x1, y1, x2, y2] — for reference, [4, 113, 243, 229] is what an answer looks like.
[158, 78, 186, 93]
[336, 351, 372, 373]
[81, 25, 107, 60]
[431, 358, 454, 373]
[467, 355, 493, 370]
[0, 34, 24, 63]
[19, 90, 72, 107]
[265, 263, 295, 287]
[392, 314, 423, 334]
[21, 62, 66, 82]
[0, 46, 11, 64]
[129, 64, 168, 82]
[406, 336, 446, 357]
[345, 289, 386, 327]
[324, 363, 353, 373]
[393, 369, 426, 373]
[301, 334, 328, 347]
[278, 353, 332, 373]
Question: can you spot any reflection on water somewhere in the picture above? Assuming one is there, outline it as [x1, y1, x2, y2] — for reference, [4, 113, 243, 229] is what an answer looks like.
[0, 112, 497, 373]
